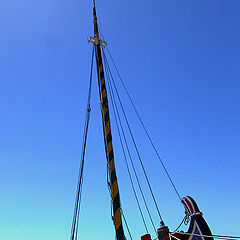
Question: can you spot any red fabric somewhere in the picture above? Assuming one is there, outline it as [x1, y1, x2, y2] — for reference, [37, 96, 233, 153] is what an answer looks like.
[141, 234, 151, 240]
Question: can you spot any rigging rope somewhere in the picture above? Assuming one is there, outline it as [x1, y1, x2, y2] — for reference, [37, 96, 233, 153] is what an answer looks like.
[103, 51, 157, 233]
[103, 52, 149, 234]
[97, 9, 159, 232]
[97, 9, 156, 234]
[172, 215, 187, 233]
[102, 49, 164, 226]
[70, 47, 94, 240]
[105, 47, 181, 201]
[121, 209, 133, 240]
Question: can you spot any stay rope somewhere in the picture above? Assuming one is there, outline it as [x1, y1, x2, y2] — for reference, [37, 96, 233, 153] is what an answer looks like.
[105, 47, 181, 201]
[103, 51, 150, 234]
[102, 49, 164, 225]
[103, 50, 158, 233]
[70, 47, 94, 240]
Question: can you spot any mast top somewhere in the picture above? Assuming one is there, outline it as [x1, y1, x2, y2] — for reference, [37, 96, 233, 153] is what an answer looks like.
[89, 1, 107, 47]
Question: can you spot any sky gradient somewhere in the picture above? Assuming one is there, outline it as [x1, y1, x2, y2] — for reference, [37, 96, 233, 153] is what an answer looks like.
[0, 1, 240, 240]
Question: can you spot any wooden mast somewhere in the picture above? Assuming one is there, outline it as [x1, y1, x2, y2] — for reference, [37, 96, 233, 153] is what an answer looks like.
[90, 2, 126, 240]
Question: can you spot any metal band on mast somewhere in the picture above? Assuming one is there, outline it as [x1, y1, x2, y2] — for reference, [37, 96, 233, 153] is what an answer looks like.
[90, 4, 126, 240]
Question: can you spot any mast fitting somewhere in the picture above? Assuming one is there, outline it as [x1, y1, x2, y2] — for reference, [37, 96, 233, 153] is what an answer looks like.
[88, 36, 107, 47]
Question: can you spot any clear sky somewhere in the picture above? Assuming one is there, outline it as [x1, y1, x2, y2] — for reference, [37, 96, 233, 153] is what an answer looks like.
[0, 1, 240, 240]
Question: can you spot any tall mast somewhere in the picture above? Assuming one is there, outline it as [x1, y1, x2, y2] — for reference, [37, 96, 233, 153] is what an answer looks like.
[90, 3, 126, 240]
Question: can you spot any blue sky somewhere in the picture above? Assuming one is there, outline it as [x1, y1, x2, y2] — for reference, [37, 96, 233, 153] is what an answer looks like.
[0, 1, 240, 240]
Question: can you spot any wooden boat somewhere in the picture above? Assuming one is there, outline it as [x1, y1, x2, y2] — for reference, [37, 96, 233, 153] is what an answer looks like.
[70, 2, 214, 240]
